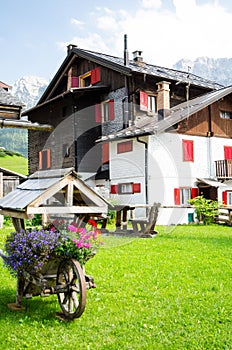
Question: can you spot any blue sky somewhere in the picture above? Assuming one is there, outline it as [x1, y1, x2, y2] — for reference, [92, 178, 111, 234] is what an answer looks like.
[1, 0, 232, 84]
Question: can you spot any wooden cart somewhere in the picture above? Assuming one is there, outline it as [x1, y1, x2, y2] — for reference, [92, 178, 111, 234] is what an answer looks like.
[0, 250, 95, 320]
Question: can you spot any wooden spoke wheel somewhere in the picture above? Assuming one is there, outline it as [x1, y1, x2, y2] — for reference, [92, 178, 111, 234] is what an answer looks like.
[56, 259, 86, 319]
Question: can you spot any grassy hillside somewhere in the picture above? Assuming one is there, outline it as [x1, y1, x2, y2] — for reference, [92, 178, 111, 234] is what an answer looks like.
[0, 154, 28, 176]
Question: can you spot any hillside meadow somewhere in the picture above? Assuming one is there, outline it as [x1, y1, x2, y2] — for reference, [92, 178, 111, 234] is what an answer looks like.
[0, 154, 28, 176]
[0, 224, 231, 349]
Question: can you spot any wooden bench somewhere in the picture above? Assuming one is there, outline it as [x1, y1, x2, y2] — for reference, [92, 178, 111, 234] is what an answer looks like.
[131, 203, 160, 237]
[215, 208, 232, 226]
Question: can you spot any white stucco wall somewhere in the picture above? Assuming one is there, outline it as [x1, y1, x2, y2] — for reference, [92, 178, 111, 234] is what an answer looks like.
[109, 132, 232, 225]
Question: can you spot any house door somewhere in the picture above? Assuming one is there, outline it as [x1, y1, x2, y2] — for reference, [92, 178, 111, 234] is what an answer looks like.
[198, 184, 217, 200]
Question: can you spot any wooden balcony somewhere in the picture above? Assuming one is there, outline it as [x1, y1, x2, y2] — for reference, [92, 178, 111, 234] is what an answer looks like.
[215, 160, 232, 178]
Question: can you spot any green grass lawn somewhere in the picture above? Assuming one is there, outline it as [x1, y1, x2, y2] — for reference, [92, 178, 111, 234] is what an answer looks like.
[0, 225, 231, 349]
[0, 155, 28, 175]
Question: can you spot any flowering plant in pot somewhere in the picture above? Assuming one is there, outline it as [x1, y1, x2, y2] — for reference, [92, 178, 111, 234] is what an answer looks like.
[4, 220, 102, 277]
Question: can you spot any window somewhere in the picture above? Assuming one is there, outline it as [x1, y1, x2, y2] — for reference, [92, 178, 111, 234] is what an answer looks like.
[80, 72, 91, 87]
[140, 91, 157, 114]
[95, 100, 115, 123]
[224, 146, 232, 160]
[180, 188, 191, 205]
[220, 111, 232, 119]
[119, 183, 133, 194]
[222, 191, 232, 205]
[148, 95, 157, 114]
[228, 192, 232, 205]
[39, 149, 51, 170]
[79, 67, 101, 87]
[174, 187, 195, 205]
[183, 140, 194, 162]
[63, 144, 70, 158]
[110, 182, 141, 194]
[117, 141, 133, 154]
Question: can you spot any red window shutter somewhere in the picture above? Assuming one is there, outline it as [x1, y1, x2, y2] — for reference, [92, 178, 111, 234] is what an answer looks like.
[39, 149, 51, 170]
[224, 146, 232, 160]
[191, 187, 198, 198]
[174, 188, 180, 205]
[110, 185, 118, 194]
[102, 143, 109, 164]
[140, 91, 148, 111]
[117, 141, 133, 154]
[133, 183, 141, 193]
[95, 103, 102, 123]
[71, 76, 79, 88]
[222, 191, 227, 205]
[183, 140, 194, 161]
[91, 67, 101, 85]
[39, 151, 42, 170]
[109, 99, 115, 120]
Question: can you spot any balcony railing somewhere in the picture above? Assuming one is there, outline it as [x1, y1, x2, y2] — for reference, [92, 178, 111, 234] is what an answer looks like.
[215, 160, 232, 178]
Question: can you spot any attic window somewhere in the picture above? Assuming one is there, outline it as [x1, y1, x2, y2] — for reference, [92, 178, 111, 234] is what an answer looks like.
[220, 110, 232, 119]
[79, 67, 101, 87]
[80, 72, 91, 87]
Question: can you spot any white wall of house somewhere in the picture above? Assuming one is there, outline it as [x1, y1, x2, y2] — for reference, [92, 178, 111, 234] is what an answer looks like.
[109, 132, 232, 225]
[110, 138, 146, 209]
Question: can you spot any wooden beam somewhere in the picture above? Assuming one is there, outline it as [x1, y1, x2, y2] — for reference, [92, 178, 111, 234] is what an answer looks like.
[0, 209, 32, 219]
[27, 205, 107, 215]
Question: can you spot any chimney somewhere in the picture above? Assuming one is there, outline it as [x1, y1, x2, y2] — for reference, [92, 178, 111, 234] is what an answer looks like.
[67, 44, 77, 55]
[132, 50, 144, 66]
[156, 81, 171, 120]
[124, 34, 129, 66]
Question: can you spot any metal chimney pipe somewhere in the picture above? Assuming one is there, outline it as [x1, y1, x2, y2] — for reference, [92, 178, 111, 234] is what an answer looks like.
[124, 34, 129, 66]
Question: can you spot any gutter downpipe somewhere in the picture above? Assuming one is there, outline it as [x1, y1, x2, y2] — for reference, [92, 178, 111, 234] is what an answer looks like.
[136, 137, 148, 205]
[207, 105, 213, 178]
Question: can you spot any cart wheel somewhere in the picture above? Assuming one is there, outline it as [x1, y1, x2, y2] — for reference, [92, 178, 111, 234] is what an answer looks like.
[56, 259, 86, 319]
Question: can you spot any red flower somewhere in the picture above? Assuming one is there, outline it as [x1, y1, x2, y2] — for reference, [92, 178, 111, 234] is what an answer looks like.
[88, 219, 97, 227]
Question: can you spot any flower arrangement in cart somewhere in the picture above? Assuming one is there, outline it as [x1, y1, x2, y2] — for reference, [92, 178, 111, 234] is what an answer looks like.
[4, 219, 103, 276]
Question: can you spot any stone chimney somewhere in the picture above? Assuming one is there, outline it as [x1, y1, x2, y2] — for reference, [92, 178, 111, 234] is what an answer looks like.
[156, 81, 171, 120]
[132, 50, 145, 66]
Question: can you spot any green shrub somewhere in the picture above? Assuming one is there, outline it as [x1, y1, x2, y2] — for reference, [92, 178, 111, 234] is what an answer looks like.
[188, 195, 220, 225]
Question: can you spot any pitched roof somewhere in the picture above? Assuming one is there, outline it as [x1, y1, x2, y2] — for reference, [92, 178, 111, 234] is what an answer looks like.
[72, 48, 223, 90]
[98, 85, 232, 142]
[0, 168, 110, 216]
[37, 47, 223, 105]
[0, 87, 24, 107]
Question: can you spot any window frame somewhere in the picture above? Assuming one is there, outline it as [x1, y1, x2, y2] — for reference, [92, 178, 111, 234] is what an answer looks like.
[79, 71, 92, 87]
[180, 187, 191, 205]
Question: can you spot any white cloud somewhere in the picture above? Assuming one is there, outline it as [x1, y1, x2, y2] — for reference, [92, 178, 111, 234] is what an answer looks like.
[141, 0, 162, 9]
[70, 18, 84, 28]
[97, 15, 118, 31]
[64, 1, 232, 68]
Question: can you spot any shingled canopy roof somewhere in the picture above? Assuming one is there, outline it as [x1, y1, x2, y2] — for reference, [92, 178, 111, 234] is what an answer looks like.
[0, 168, 109, 222]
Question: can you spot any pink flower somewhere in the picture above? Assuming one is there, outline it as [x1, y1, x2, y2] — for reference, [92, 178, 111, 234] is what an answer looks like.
[68, 224, 78, 233]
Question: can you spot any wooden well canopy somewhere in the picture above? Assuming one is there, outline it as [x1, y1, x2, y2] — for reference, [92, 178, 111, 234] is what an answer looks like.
[0, 168, 109, 231]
